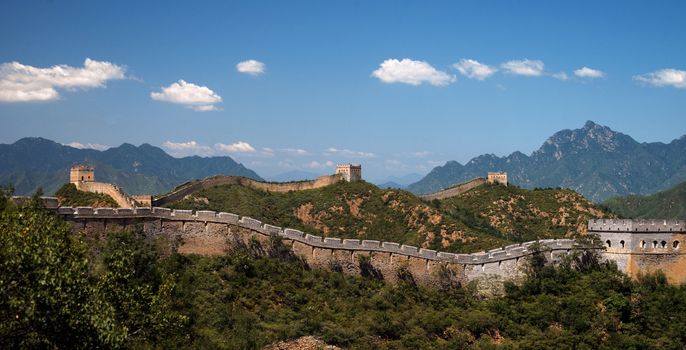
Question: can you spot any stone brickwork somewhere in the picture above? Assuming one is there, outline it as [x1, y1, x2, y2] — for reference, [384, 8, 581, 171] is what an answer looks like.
[70, 165, 95, 183]
[487, 172, 508, 186]
[335, 164, 362, 182]
[419, 178, 487, 201]
[74, 181, 143, 208]
[589, 219, 686, 284]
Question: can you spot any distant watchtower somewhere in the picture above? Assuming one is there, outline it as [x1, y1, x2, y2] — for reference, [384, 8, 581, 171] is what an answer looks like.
[336, 164, 362, 182]
[70, 165, 95, 183]
[487, 172, 507, 186]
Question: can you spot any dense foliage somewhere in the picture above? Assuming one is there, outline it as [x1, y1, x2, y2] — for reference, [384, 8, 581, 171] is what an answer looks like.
[0, 190, 186, 348]
[4, 191, 686, 349]
[167, 181, 510, 253]
[603, 181, 686, 219]
[55, 183, 119, 207]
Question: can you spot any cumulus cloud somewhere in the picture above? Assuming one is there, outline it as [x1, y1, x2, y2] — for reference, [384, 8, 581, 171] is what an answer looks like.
[150, 80, 222, 111]
[371, 58, 455, 86]
[633, 68, 686, 88]
[64, 142, 110, 151]
[500, 59, 545, 76]
[452, 59, 497, 80]
[324, 148, 375, 158]
[215, 141, 256, 153]
[279, 148, 309, 156]
[306, 160, 335, 169]
[236, 60, 266, 76]
[574, 67, 605, 78]
[552, 72, 569, 81]
[0, 58, 126, 102]
[162, 140, 214, 157]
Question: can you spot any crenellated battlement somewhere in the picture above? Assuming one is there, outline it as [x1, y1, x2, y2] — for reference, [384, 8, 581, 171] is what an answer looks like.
[588, 219, 686, 233]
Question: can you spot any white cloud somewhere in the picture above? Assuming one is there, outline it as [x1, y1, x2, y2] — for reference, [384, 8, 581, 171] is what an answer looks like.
[236, 60, 266, 76]
[162, 140, 214, 157]
[215, 141, 256, 153]
[324, 147, 375, 158]
[633, 68, 686, 88]
[64, 142, 110, 151]
[452, 59, 497, 80]
[371, 58, 455, 86]
[306, 160, 334, 169]
[150, 80, 222, 111]
[279, 148, 309, 156]
[552, 72, 569, 81]
[574, 67, 605, 78]
[0, 58, 126, 102]
[500, 59, 545, 76]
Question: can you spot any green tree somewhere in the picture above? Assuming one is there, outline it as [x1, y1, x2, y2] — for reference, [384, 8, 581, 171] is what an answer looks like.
[0, 193, 126, 348]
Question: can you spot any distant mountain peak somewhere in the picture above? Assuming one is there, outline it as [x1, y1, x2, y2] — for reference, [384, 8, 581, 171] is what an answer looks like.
[407, 121, 686, 201]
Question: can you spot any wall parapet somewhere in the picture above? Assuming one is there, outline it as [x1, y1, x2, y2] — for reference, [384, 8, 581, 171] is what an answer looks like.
[48, 203, 582, 265]
[588, 219, 686, 233]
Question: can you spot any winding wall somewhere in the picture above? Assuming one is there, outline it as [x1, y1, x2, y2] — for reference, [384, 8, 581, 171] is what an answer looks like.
[24, 198, 686, 287]
[419, 177, 486, 201]
[75, 181, 141, 208]
[153, 174, 344, 206]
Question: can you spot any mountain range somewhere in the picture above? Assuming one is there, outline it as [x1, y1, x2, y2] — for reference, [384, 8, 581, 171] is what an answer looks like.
[408, 121, 686, 202]
[0, 137, 262, 195]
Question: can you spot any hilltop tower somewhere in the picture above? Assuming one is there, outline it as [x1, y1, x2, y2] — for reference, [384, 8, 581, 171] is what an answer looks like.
[335, 164, 362, 182]
[487, 171, 507, 186]
[70, 165, 95, 183]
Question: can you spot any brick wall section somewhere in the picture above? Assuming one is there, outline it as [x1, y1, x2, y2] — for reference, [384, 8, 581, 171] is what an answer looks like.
[419, 177, 487, 201]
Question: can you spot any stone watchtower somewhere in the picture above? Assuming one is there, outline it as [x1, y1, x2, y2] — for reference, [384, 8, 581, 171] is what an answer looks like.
[70, 165, 95, 183]
[335, 164, 362, 182]
[487, 172, 507, 186]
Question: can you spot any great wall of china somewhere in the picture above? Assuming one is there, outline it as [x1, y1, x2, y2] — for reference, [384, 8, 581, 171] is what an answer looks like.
[26, 197, 686, 288]
[419, 178, 487, 201]
[152, 174, 345, 206]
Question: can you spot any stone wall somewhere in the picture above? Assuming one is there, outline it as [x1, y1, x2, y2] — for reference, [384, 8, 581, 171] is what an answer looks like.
[419, 177, 486, 201]
[47, 202, 578, 288]
[589, 219, 686, 284]
[153, 174, 345, 206]
[18, 198, 686, 288]
[75, 181, 141, 208]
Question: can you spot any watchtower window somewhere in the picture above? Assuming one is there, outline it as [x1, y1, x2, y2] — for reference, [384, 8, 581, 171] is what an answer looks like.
[640, 240, 646, 248]
[653, 241, 658, 248]
[620, 240, 625, 248]
[661, 241, 667, 248]
[605, 240, 611, 248]
[674, 241, 680, 249]
[81, 176, 84, 181]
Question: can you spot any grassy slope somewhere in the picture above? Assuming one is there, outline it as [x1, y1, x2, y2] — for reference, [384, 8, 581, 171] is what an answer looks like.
[55, 183, 119, 208]
[167, 181, 510, 253]
[438, 183, 615, 242]
[603, 182, 686, 219]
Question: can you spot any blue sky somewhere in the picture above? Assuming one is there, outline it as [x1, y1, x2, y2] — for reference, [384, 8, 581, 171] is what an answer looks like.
[1, 0, 685, 180]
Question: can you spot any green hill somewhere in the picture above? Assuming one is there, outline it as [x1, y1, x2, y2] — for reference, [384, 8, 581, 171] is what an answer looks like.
[55, 183, 119, 208]
[438, 183, 614, 242]
[603, 182, 686, 219]
[165, 181, 613, 253]
[166, 181, 510, 253]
